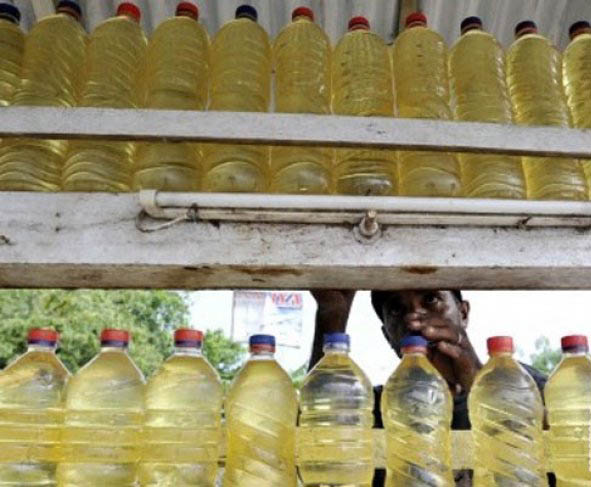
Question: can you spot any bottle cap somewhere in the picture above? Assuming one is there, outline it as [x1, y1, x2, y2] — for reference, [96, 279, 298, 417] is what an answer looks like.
[176, 2, 198, 20]
[174, 328, 203, 347]
[461, 16, 483, 35]
[515, 20, 538, 38]
[561, 335, 589, 353]
[249, 334, 275, 353]
[292, 7, 313, 21]
[323, 332, 350, 347]
[100, 328, 130, 347]
[235, 5, 257, 22]
[405, 11, 427, 28]
[569, 21, 591, 40]
[348, 16, 370, 31]
[487, 336, 514, 354]
[401, 335, 428, 352]
[56, 0, 82, 22]
[0, 3, 21, 24]
[28, 328, 59, 346]
[117, 2, 141, 22]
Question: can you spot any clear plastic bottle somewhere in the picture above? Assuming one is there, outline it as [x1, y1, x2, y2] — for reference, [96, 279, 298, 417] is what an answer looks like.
[563, 21, 591, 199]
[298, 333, 374, 487]
[381, 335, 453, 487]
[62, 2, 147, 192]
[449, 17, 525, 199]
[0, 1, 86, 191]
[271, 6, 332, 194]
[224, 334, 297, 487]
[0, 329, 70, 487]
[392, 12, 461, 197]
[507, 20, 587, 200]
[0, 3, 24, 107]
[140, 329, 223, 487]
[332, 16, 396, 196]
[58, 329, 145, 487]
[469, 336, 545, 486]
[545, 335, 591, 487]
[133, 2, 209, 192]
[203, 5, 271, 193]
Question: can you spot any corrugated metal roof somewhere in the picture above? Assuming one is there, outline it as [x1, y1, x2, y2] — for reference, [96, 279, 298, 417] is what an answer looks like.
[10, 0, 591, 49]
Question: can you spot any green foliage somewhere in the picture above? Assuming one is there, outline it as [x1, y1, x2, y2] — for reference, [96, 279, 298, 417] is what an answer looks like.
[0, 290, 245, 382]
[290, 362, 308, 389]
[530, 336, 562, 375]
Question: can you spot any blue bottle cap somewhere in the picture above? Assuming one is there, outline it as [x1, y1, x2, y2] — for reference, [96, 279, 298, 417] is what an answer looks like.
[460, 16, 482, 34]
[401, 335, 428, 349]
[235, 5, 257, 22]
[323, 333, 350, 346]
[515, 20, 537, 38]
[0, 3, 20, 24]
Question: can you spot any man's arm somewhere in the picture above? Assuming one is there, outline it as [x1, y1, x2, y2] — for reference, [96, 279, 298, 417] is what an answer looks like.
[309, 290, 355, 370]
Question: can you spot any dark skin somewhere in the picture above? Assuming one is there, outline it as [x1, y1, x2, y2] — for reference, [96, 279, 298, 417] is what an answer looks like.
[310, 289, 482, 396]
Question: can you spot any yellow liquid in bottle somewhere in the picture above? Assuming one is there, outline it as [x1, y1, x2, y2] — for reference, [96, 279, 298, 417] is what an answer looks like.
[271, 13, 332, 194]
[469, 353, 545, 486]
[393, 25, 461, 197]
[62, 15, 147, 192]
[140, 348, 223, 487]
[58, 347, 145, 487]
[0, 344, 69, 486]
[563, 31, 591, 199]
[0, 13, 86, 191]
[381, 351, 453, 486]
[545, 351, 591, 486]
[224, 353, 297, 487]
[0, 16, 24, 106]
[298, 346, 374, 487]
[332, 26, 396, 196]
[449, 28, 525, 199]
[507, 32, 587, 200]
[133, 14, 209, 192]
[204, 17, 271, 193]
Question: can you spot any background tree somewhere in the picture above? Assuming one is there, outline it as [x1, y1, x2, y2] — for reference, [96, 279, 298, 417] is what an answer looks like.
[530, 336, 562, 375]
[0, 290, 245, 380]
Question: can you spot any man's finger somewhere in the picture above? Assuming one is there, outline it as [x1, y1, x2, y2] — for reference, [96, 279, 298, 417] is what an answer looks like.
[422, 325, 460, 344]
[436, 340, 463, 360]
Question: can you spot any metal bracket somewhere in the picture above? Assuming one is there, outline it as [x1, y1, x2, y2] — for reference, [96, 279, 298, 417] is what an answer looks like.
[354, 210, 382, 244]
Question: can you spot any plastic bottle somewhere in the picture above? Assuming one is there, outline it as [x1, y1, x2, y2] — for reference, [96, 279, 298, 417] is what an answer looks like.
[203, 5, 271, 193]
[449, 17, 525, 199]
[469, 336, 544, 486]
[0, 329, 69, 487]
[271, 6, 332, 194]
[506, 20, 587, 200]
[224, 334, 297, 487]
[58, 329, 145, 487]
[563, 21, 591, 199]
[0, 3, 24, 107]
[545, 335, 591, 487]
[332, 16, 397, 196]
[298, 333, 374, 487]
[0, 0, 86, 191]
[140, 329, 223, 487]
[133, 2, 209, 192]
[381, 335, 453, 486]
[392, 12, 461, 197]
[62, 2, 147, 192]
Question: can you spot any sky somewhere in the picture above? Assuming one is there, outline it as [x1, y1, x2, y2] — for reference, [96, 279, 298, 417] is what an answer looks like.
[189, 290, 591, 385]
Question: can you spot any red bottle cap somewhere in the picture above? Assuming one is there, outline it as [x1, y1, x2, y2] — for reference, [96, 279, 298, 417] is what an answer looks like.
[487, 336, 514, 354]
[561, 335, 589, 352]
[174, 328, 203, 344]
[348, 16, 370, 31]
[405, 11, 427, 28]
[292, 7, 313, 21]
[28, 328, 59, 344]
[176, 2, 198, 20]
[100, 328, 130, 345]
[117, 2, 141, 22]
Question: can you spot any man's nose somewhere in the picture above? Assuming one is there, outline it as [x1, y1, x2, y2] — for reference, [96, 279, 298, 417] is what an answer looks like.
[402, 297, 428, 328]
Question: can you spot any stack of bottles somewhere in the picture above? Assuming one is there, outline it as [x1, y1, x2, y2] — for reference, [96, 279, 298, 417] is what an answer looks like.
[1, 3, 590, 199]
[1, 328, 590, 485]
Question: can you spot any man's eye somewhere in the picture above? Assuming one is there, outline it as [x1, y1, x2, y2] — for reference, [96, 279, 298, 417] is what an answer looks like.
[424, 293, 439, 305]
[386, 303, 402, 316]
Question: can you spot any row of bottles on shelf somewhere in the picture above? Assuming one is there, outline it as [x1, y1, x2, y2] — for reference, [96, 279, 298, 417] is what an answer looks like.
[1, 328, 590, 486]
[0, 2, 591, 199]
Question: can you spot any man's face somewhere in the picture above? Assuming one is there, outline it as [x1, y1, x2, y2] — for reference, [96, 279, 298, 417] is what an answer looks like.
[380, 290, 467, 357]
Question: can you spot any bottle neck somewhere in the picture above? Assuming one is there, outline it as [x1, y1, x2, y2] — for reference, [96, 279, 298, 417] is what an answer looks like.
[562, 349, 589, 357]
[489, 351, 513, 359]
[323, 343, 349, 354]
[249, 350, 275, 360]
[173, 346, 202, 356]
[100, 345, 128, 353]
[27, 344, 56, 353]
